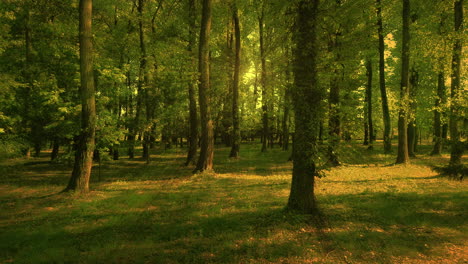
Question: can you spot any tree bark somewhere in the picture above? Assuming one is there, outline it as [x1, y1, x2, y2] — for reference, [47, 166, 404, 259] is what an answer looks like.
[194, 0, 214, 173]
[407, 68, 418, 157]
[367, 59, 374, 147]
[449, 0, 464, 166]
[229, 4, 241, 158]
[282, 55, 292, 151]
[138, 0, 152, 163]
[185, 0, 198, 166]
[431, 71, 445, 155]
[64, 0, 96, 193]
[376, 0, 392, 153]
[396, 0, 410, 164]
[365, 59, 374, 149]
[51, 138, 59, 161]
[287, 0, 321, 214]
[259, 7, 269, 153]
[327, 0, 343, 166]
[327, 68, 340, 166]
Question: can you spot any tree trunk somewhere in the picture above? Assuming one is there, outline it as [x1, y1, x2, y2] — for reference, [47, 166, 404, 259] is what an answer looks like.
[366, 59, 374, 150]
[287, 0, 321, 214]
[185, 0, 198, 166]
[229, 4, 241, 158]
[138, 0, 151, 163]
[194, 0, 214, 173]
[326, 1, 342, 166]
[376, 0, 392, 153]
[431, 71, 444, 155]
[21, 6, 33, 158]
[126, 68, 135, 159]
[396, 0, 410, 164]
[259, 8, 268, 153]
[364, 117, 369, 145]
[327, 69, 340, 166]
[407, 68, 418, 157]
[282, 57, 292, 151]
[51, 138, 59, 161]
[449, 0, 464, 166]
[64, 0, 96, 193]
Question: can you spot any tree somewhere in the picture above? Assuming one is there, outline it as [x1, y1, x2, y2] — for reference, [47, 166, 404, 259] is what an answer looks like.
[395, 0, 410, 164]
[229, 3, 241, 158]
[64, 0, 96, 192]
[365, 59, 374, 149]
[287, 0, 321, 213]
[194, 0, 214, 173]
[431, 69, 445, 155]
[376, 0, 392, 153]
[185, 0, 198, 166]
[448, 0, 464, 167]
[137, 0, 151, 163]
[407, 68, 418, 157]
[326, 0, 343, 167]
[258, 2, 269, 153]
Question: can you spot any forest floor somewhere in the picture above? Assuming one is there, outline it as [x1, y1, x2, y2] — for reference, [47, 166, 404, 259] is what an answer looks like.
[0, 142, 466, 264]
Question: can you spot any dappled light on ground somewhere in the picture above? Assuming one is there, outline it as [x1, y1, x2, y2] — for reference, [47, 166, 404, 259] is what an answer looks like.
[0, 143, 466, 263]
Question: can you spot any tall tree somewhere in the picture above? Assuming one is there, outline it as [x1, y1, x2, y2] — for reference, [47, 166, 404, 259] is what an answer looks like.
[194, 0, 214, 173]
[287, 0, 321, 213]
[376, 0, 392, 153]
[431, 70, 445, 155]
[64, 0, 96, 192]
[185, 0, 198, 166]
[365, 59, 374, 150]
[258, 3, 269, 153]
[138, 0, 151, 163]
[229, 3, 241, 158]
[326, 2, 342, 166]
[282, 52, 292, 151]
[449, 0, 464, 167]
[407, 68, 418, 157]
[396, 0, 411, 164]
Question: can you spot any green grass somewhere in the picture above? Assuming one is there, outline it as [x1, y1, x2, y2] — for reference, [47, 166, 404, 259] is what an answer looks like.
[0, 142, 466, 263]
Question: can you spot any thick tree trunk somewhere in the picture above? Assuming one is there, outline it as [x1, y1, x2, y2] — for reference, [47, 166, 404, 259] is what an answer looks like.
[449, 0, 464, 166]
[396, 0, 410, 164]
[287, 0, 321, 214]
[376, 0, 392, 153]
[64, 0, 96, 193]
[259, 9, 269, 153]
[229, 5, 241, 158]
[194, 0, 214, 173]
[185, 0, 198, 166]
[366, 60, 374, 149]
[431, 71, 444, 155]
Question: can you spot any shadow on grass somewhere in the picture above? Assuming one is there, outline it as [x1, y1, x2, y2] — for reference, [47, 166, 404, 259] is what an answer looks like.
[2, 183, 466, 263]
[318, 191, 467, 261]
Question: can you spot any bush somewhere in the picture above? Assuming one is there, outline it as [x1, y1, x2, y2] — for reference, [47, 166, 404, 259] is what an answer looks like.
[0, 135, 29, 160]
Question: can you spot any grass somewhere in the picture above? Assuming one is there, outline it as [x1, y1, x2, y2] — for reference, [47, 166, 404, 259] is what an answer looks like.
[0, 142, 466, 263]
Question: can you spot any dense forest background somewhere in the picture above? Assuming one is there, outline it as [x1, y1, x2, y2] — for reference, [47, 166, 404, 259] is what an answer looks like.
[1, 0, 465, 181]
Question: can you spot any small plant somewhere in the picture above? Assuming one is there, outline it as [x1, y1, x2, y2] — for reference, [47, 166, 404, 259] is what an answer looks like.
[433, 164, 466, 181]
